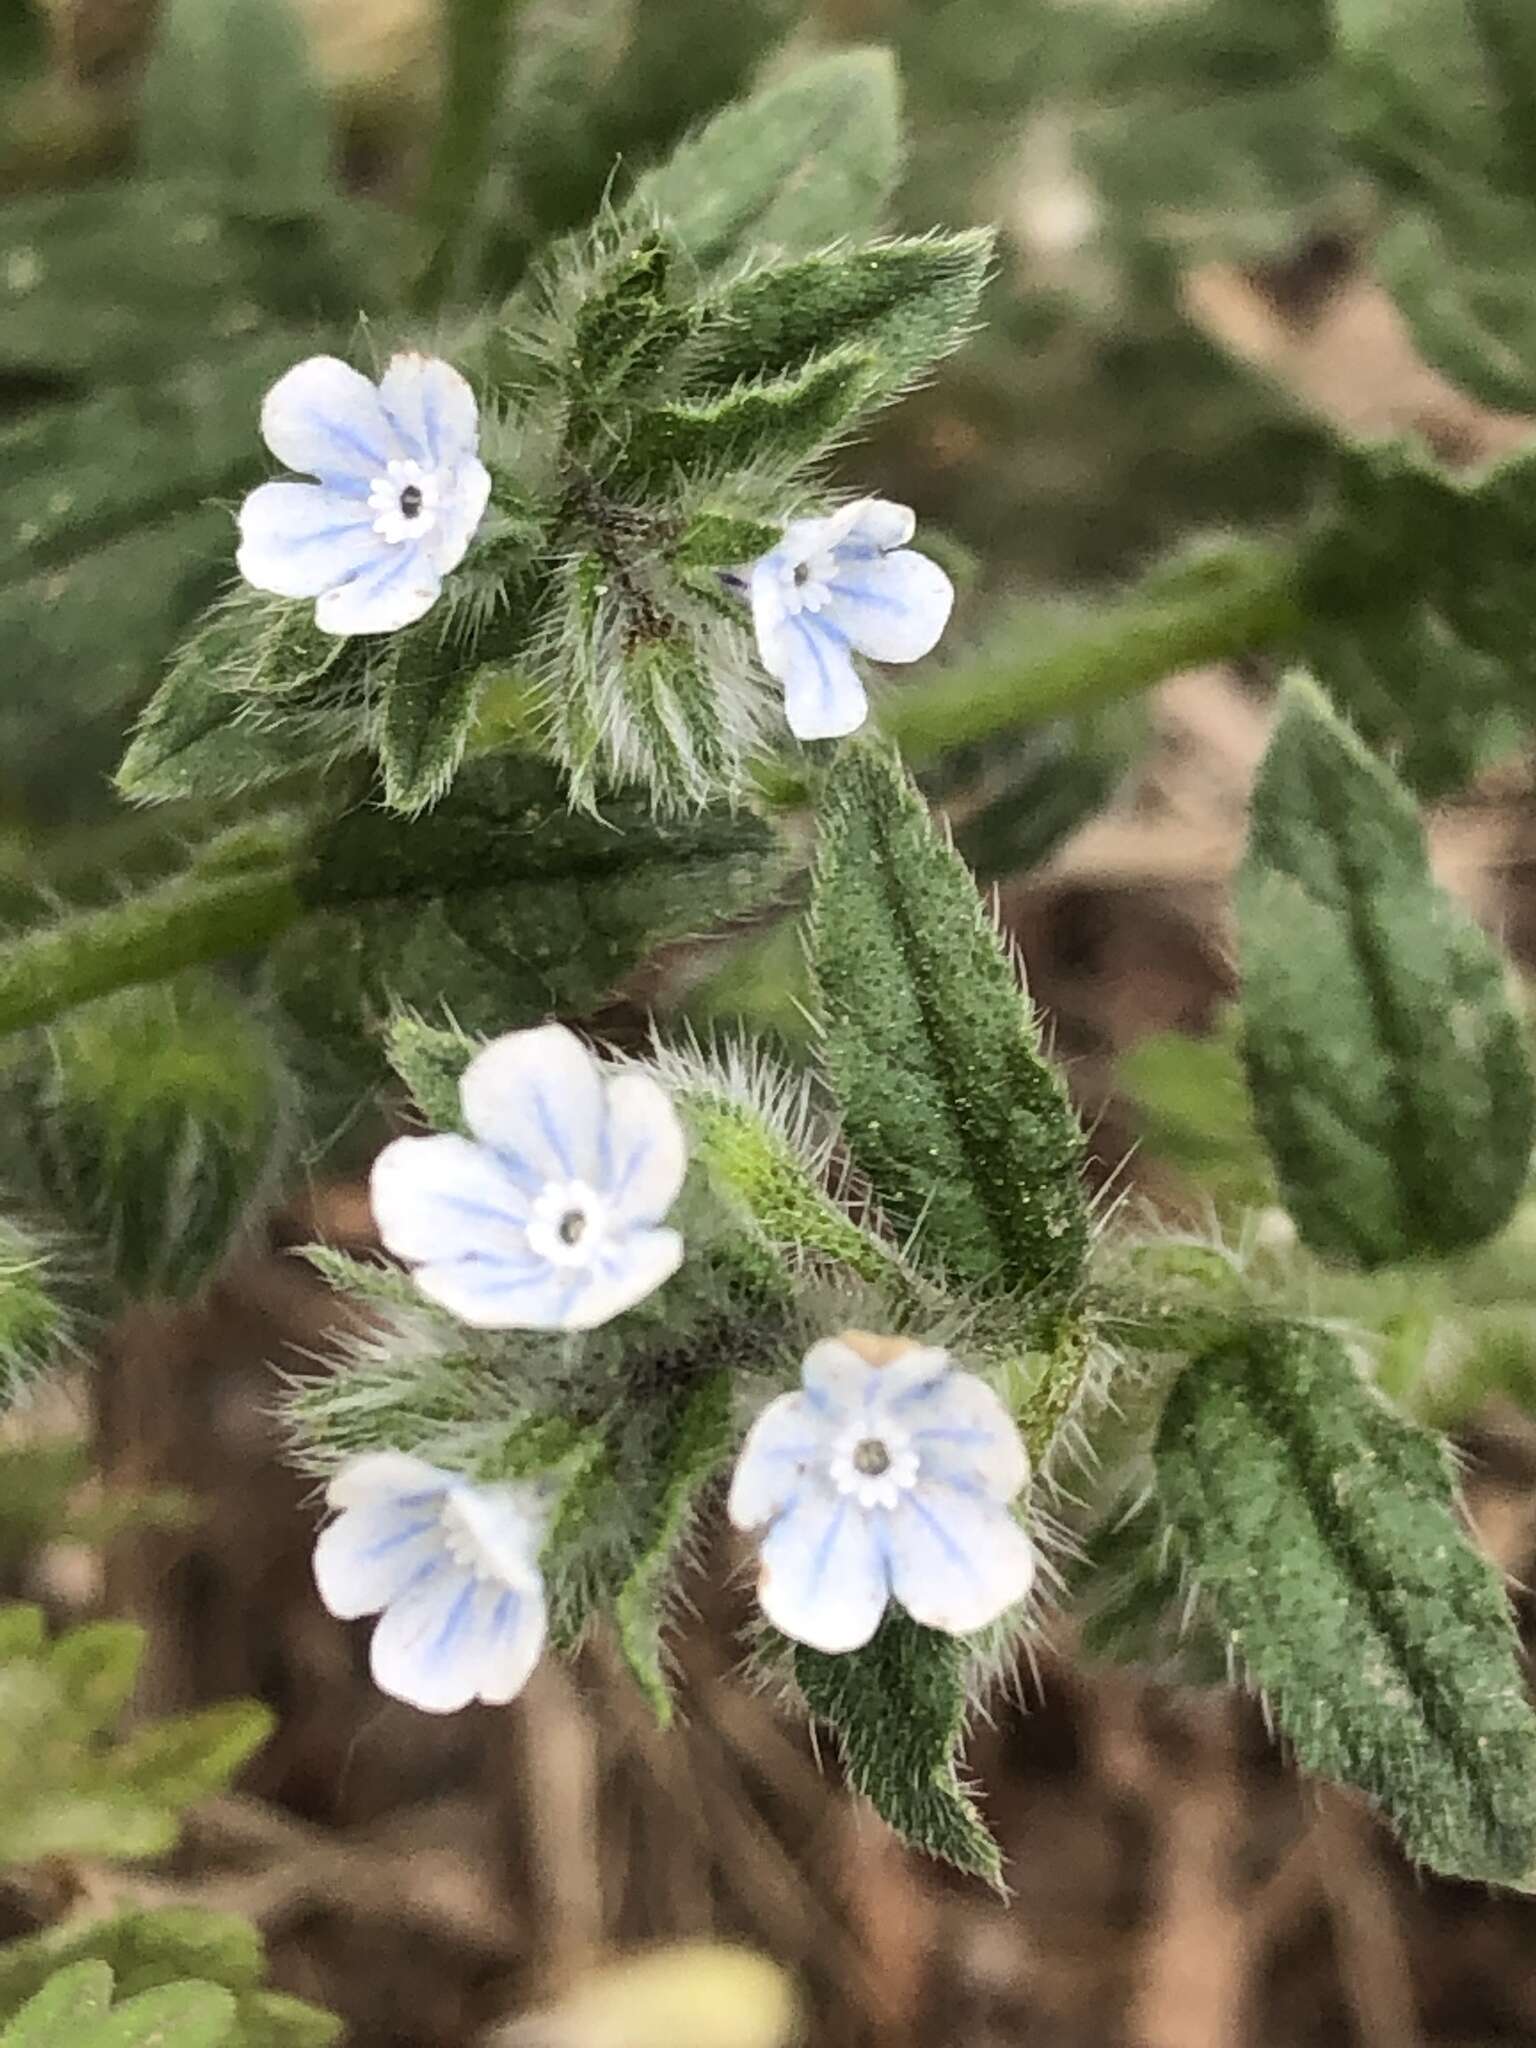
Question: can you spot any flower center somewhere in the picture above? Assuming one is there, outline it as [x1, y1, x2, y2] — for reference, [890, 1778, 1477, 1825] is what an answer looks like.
[367, 458, 441, 545]
[526, 1180, 609, 1267]
[830, 1423, 920, 1510]
[438, 1494, 502, 1582]
[783, 545, 838, 617]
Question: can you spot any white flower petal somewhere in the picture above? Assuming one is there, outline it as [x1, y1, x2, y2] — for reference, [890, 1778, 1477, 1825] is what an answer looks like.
[886, 1484, 1036, 1636]
[601, 1071, 688, 1226]
[260, 355, 397, 487]
[370, 1133, 532, 1265]
[426, 456, 492, 576]
[313, 544, 442, 635]
[236, 481, 381, 599]
[313, 1500, 445, 1620]
[558, 1225, 683, 1330]
[369, 1569, 505, 1714]
[838, 498, 916, 552]
[753, 590, 869, 741]
[823, 548, 954, 664]
[325, 1451, 450, 1512]
[470, 1578, 548, 1705]
[905, 1370, 1028, 1502]
[378, 353, 480, 468]
[727, 1390, 826, 1530]
[756, 1486, 889, 1652]
[407, 1253, 582, 1330]
[459, 1025, 606, 1187]
[800, 1337, 878, 1421]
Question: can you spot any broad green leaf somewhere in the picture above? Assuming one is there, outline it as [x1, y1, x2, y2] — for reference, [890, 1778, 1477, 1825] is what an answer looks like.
[1331, 0, 1536, 408]
[1237, 675, 1533, 1266]
[110, 1701, 275, 1805]
[77, 1983, 236, 2048]
[614, 1370, 735, 1723]
[795, 1614, 1001, 1886]
[139, 0, 332, 217]
[0, 1915, 337, 2048]
[1157, 1321, 1536, 1885]
[809, 742, 1088, 1317]
[278, 755, 785, 1060]
[629, 48, 901, 270]
[1298, 436, 1536, 790]
[0, 1964, 113, 2048]
[32, 977, 292, 1300]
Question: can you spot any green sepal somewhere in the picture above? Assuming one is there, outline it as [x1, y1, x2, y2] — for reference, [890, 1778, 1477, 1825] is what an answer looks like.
[1237, 675, 1533, 1267]
[616, 347, 874, 489]
[1156, 1321, 1536, 1886]
[671, 510, 782, 570]
[614, 1369, 735, 1724]
[810, 741, 1089, 1319]
[689, 230, 993, 400]
[627, 48, 901, 271]
[381, 1011, 478, 1132]
[28, 977, 292, 1302]
[795, 1614, 1002, 1887]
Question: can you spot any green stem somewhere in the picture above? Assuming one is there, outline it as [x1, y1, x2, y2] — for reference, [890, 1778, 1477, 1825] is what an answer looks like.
[413, 0, 523, 313]
[886, 537, 1305, 765]
[0, 864, 303, 1036]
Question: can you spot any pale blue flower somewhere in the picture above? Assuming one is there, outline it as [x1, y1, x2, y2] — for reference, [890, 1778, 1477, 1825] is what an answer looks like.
[747, 498, 954, 741]
[313, 1452, 547, 1714]
[237, 352, 492, 636]
[728, 1337, 1035, 1653]
[370, 1024, 686, 1332]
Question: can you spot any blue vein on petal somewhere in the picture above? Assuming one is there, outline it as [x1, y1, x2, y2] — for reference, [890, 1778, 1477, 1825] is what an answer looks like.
[804, 1497, 849, 1600]
[359, 1517, 437, 1559]
[427, 1578, 477, 1667]
[790, 615, 847, 721]
[291, 408, 390, 474]
[828, 580, 904, 612]
[904, 1494, 975, 1572]
[531, 1087, 575, 1179]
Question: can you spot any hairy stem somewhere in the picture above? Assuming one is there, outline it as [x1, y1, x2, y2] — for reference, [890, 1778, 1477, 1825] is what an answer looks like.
[887, 537, 1305, 764]
[0, 864, 303, 1036]
[413, 0, 523, 312]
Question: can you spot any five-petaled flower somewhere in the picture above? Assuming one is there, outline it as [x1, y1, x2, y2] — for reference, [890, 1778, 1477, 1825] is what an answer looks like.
[370, 1024, 687, 1331]
[237, 352, 491, 636]
[313, 1452, 547, 1714]
[728, 1335, 1036, 1653]
[746, 498, 954, 742]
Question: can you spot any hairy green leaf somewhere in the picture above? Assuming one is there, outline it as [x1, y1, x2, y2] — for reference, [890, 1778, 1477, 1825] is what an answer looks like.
[1332, 0, 1536, 408]
[689, 230, 993, 400]
[1157, 1321, 1536, 1885]
[796, 1613, 1001, 1886]
[275, 754, 785, 1073]
[629, 48, 901, 270]
[31, 976, 292, 1300]
[616, 346, 873, 487]
[1237, 675, 1533, 1265]
[810, 742, 1088, 1316]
